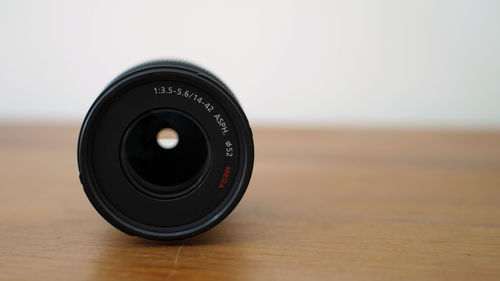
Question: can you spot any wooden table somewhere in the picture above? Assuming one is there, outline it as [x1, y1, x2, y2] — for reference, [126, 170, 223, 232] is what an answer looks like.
[1, 125, 499, 280]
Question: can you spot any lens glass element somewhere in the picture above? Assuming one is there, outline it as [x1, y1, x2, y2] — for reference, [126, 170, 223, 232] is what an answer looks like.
[120, 109, 211, 198]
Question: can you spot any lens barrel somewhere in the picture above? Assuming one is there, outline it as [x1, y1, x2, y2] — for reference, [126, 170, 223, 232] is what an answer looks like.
[77, 61, 254, 240]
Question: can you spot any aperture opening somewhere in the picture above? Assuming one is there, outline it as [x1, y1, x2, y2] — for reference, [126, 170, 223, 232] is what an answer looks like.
[157, 128, 179, 149]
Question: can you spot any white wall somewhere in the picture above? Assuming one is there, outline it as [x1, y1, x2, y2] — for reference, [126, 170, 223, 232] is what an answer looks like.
[1, 0, 499, 128]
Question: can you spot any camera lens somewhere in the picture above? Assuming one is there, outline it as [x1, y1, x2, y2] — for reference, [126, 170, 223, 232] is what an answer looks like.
[77, 61, 254, 240]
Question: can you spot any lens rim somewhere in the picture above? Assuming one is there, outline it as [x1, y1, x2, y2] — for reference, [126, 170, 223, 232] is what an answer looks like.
[77, 61, 254, 240]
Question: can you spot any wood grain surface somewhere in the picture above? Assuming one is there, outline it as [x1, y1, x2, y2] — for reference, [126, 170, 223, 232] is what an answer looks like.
[0, 125, 499, 281]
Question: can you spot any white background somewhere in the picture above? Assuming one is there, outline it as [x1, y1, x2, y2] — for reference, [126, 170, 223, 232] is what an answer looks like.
[1, 0, 499, 128]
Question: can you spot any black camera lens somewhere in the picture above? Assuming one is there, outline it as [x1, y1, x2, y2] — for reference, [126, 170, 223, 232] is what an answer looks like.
[77, 61, 254, 240]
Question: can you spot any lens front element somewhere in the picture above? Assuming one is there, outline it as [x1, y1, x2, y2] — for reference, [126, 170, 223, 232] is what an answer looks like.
[121, 109, 211, 199]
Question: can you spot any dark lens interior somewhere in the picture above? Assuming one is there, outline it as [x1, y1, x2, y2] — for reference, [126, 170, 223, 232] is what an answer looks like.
[121, 109, 210, 198]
